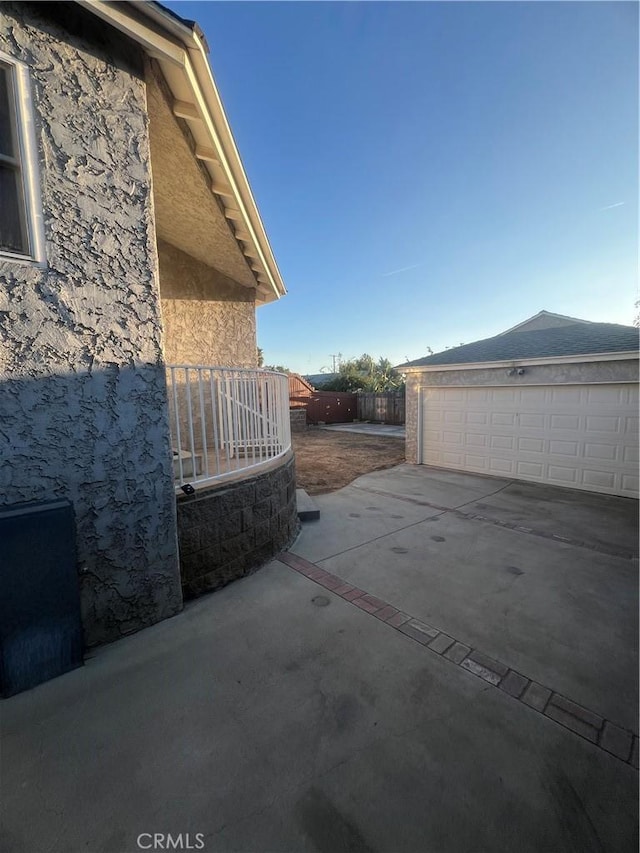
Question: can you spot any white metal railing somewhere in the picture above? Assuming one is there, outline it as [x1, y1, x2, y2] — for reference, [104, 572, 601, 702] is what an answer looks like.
[166, 366, 292, 488]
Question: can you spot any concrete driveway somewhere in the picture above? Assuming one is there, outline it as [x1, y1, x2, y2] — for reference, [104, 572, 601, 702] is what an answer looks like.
[319, 423, 406, 439]
[2, 466, 638, 853]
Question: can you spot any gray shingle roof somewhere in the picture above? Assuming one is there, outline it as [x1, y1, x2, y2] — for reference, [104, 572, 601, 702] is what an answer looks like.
[303, 373, 339, 388]
[398, 322, 638, 369]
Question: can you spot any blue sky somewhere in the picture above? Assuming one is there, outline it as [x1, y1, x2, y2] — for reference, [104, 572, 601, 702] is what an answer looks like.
[167, 1, 638, 374]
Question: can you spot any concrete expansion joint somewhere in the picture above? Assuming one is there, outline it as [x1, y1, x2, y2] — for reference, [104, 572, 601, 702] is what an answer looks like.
[276, 550, 639, 770]
[351, 485, 637, 560]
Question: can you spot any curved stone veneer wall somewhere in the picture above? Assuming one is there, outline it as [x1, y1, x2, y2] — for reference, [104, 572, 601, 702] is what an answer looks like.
[176, 452, 299, 598]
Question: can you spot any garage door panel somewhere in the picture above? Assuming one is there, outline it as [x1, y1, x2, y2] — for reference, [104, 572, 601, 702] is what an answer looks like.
[520, 413, 545, 428]
[551, 414, 581, 430]
[586, 415, 620, 432]
[489, 457, 515, 474]
[549, 439, 579, 456]
[490, 435, 515, 450]
[583, 469, 617, 490]
[464, 454, 489, 470]
[518, 437, 545, 453]
[516, 460, 545, 479]
[466, 433, 488, 447]
[467, 411, 488, 425]
[420, 383, 638, 498]
[585, 442, 617, 461]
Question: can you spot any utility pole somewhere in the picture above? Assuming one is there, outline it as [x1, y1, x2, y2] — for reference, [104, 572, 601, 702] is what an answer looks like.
[329, 353, 341, 373]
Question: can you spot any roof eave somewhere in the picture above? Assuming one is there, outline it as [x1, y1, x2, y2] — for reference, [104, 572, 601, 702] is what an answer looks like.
[76, 0, 286, 305]
[402, 350, 639, 372]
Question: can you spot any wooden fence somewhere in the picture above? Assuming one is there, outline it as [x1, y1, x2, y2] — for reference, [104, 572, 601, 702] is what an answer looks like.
[356, 391, 405, 425]
[304, 391, 357, 424]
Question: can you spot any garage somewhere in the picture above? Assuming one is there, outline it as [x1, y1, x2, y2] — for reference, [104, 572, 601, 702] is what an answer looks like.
[399, 312, 639, 498]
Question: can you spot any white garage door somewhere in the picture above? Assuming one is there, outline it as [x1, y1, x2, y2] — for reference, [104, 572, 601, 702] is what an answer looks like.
[420, 384, 639, 498]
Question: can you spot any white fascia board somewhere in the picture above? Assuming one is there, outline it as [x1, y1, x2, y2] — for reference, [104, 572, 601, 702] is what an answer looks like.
[402, 351, 639, 372]
[76, 0, 286, 303]
[181, 42, 285, 301]
[76, 1, 186, 64]
[188, 32, 286, 299]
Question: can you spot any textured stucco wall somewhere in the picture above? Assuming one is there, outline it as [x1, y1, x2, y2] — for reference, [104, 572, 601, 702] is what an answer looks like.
[405, 359, 639, 463]
[158, 239, 257, 368]
[0, 3, 182, 646]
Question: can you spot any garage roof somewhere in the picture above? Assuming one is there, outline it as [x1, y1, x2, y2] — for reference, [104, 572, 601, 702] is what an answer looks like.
[398, 313, 639, 369]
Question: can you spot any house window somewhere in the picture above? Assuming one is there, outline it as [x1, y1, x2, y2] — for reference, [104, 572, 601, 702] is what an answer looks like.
[0, 53, 44, 263]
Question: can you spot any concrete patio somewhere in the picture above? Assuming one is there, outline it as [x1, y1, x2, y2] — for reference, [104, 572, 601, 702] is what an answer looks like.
[318, 423, 406, 438]
[2, 466, 638, 853]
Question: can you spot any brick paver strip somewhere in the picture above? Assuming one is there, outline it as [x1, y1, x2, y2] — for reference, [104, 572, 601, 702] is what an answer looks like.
[499, 671, 529, 699]
[444, 642, 471, 664]
[521, 682, 551, 712]
[276, 550, 638, 766]
[428, 633, 455, 655]
[468, 650, 509, 678]
[352, 597, 382, 614]
[360, 594, 387, 610]
[385, 611, 411, 628]
[374, 604, 399, 622]
[316, 574, 343, 591]
[547, 694, 603, 731]
[461, 658, 503, 686]
[545, 704, 600, 743]
[341, 587, 365, 601]
[398, 620, 439, 645]
[599, 722, 634, 762]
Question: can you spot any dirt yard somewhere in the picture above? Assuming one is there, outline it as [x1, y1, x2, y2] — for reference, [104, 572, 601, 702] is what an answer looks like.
[292, 427, 405, 495]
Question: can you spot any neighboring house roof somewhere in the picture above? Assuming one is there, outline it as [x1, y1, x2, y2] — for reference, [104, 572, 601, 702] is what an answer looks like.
[304, 373, 339, 388]
[397, 312, 638, 369]
[78, 0, 285, 304]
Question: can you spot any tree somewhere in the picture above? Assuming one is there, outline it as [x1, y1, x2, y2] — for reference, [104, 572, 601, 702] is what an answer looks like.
[264, 364, 290, 374]
[321, 353, 404, 392]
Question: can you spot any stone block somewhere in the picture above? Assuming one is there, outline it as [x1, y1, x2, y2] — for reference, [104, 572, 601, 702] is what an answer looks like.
[178, 525, 201, 555]
[221, 510, 243, 538]
[254, 519, 271, 547]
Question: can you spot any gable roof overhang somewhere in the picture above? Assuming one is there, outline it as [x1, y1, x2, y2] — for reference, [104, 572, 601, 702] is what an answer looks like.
[76, 0, 285, 304]
[401, 350, 638, 373]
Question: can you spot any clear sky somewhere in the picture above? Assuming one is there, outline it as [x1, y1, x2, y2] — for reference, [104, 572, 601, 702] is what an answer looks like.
[166, 1, 638, 374]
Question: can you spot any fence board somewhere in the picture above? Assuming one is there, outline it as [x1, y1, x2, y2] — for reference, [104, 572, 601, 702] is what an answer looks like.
[356, 391, 405, 425]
